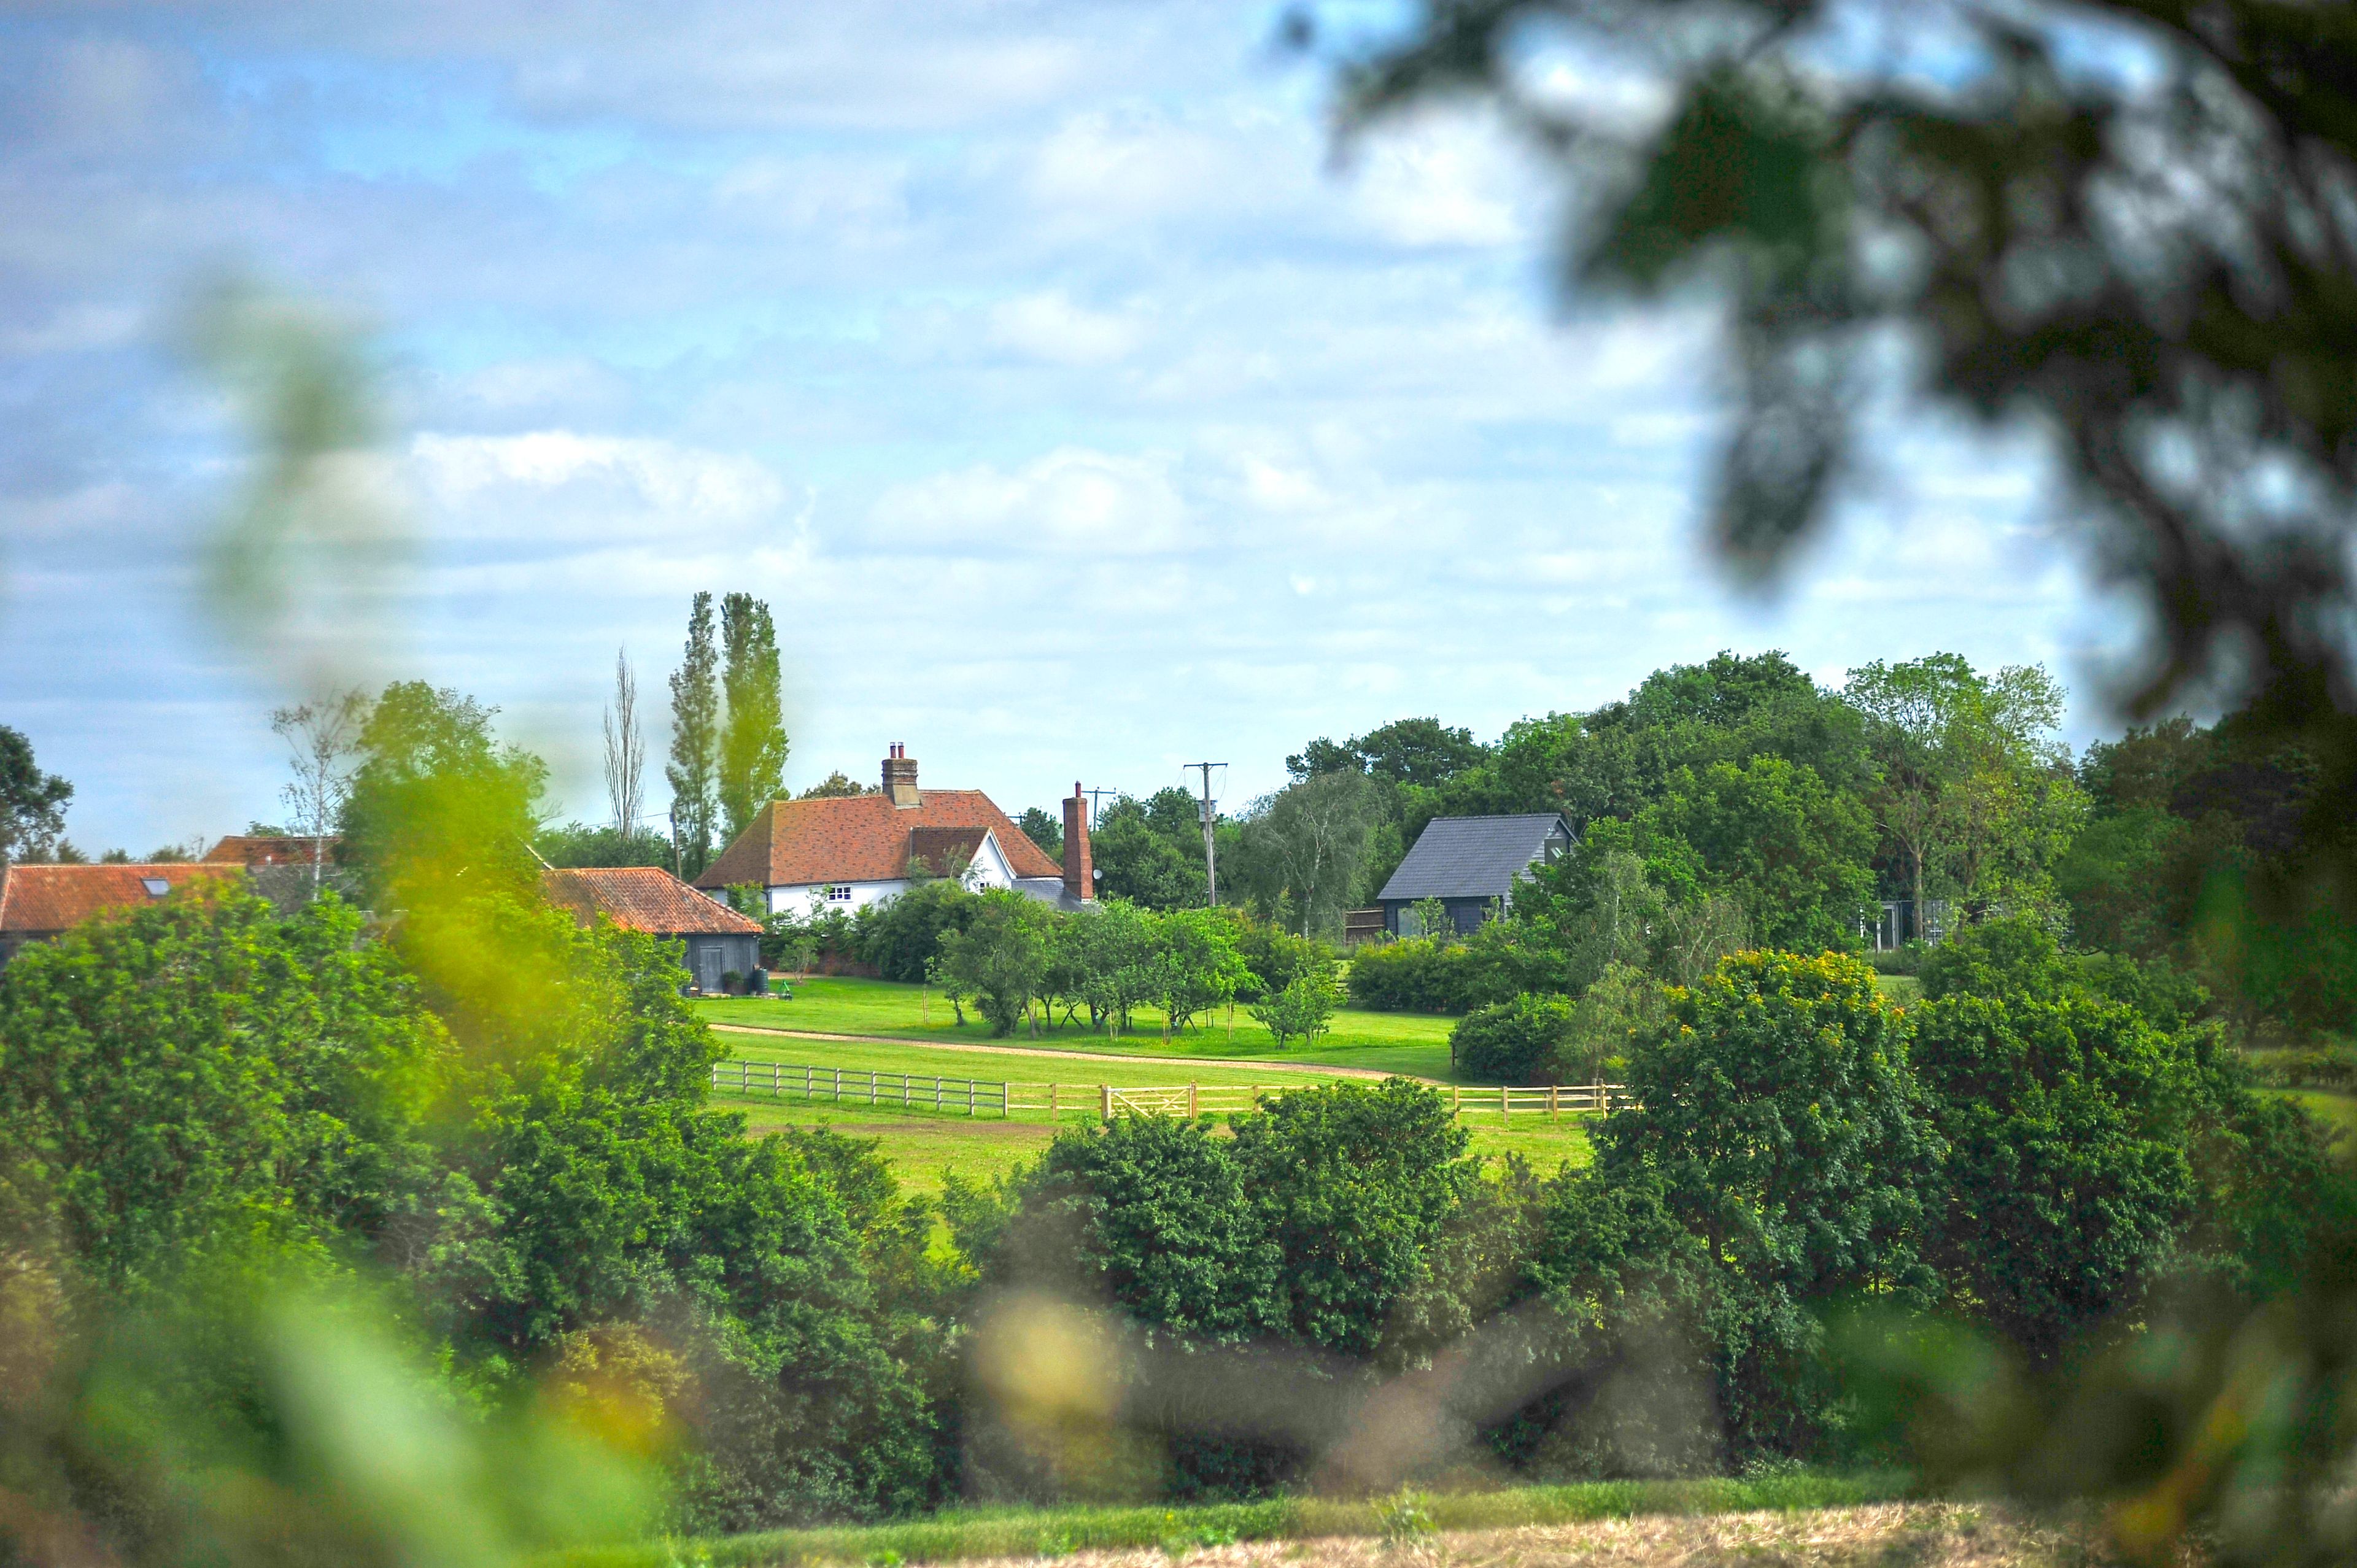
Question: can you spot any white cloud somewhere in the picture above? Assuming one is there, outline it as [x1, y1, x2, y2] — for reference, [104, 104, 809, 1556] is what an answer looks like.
[868, 447, 1188, 556]
[409, 431, 793, 544]
[986, 292, 1148, 366]
[1345, 115, 1530, 248]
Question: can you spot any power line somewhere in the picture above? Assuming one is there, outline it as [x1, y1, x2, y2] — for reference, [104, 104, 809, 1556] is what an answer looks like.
[1183, 762, 1225, 907]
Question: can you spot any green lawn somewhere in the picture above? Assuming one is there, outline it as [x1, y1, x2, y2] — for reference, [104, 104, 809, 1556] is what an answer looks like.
[710, 1026, 1595, 1194]
[697, 976, 1459, 1078]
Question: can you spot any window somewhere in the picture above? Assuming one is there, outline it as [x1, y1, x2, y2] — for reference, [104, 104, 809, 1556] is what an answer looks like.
[140, 878, 170, 897]
[827, 884, 852, 903]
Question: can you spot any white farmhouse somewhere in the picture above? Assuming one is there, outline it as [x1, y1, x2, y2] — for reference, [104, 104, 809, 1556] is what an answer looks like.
[694, 745, 1095, 916]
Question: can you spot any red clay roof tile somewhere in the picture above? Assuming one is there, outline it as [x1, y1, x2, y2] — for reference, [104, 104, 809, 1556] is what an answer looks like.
[695, 789, 1059, 889]
[543, 866, 763, 935]
[0, 863, 244, 935]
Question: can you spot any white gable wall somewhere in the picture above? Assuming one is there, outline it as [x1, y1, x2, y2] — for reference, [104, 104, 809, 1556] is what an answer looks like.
[763, 830, 1023, 917]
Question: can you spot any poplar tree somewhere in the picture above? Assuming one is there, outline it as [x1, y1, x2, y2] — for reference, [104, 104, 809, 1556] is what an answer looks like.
[718, 592, 788, 842]
[665, 592, 719, 879]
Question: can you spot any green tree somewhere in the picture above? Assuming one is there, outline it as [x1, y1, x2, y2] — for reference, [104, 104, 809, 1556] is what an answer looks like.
[860, 878, 977, 984]
[1845, 656, 2082, 931]
[1911, 989, 2196, 1362]
[798, 770, 876, 800]
[1229, 771, 1380, 936]
[718, 593, 789, 843]
[1596, 951, 1938, 1451]
[1232, 1079, 1474, 1361]
[0, 724, 72, 862]
[1016, 805, 1062, 858]
[1248, 964, 1342, 1050]
[0, 882, 444, 1292]
[1645, 756, 1875, 952]
[666, 592, 721, 880]
[339, 680, 546, 910]
[935, 890, 1057, 1037]
[1146, 908, 1252, 1039]
[1091, 790, 1204, 910]
[1065, 899, 1162, 1036]
[1005, 1117, 1280, 1345]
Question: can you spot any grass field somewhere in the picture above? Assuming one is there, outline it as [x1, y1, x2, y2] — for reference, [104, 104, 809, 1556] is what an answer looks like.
[551, 1474, 1915, 1568]
[709, 1027, 1596, 1194]
[696, 978, 1460, 1079]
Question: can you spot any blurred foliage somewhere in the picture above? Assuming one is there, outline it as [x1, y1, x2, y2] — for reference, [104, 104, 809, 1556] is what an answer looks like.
[180, 278, 414, 689]
[1333, 0, 2357, 913]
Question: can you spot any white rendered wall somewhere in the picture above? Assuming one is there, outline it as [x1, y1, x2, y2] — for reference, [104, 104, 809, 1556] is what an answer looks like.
[767, 879, 910, 917]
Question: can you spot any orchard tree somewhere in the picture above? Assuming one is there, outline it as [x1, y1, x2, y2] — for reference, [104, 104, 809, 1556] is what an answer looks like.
[935, 890, 1057, 1037]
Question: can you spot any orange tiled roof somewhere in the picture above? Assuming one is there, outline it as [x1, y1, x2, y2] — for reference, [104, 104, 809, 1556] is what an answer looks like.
[543, 866, 764, 935]
[0, 862, 244, 935]
[696, 790, 1059, 889]
[204, 835, 335, 867]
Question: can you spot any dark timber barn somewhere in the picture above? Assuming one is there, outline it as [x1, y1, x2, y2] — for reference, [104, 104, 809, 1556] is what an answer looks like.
[1376, 813, 1573, 938]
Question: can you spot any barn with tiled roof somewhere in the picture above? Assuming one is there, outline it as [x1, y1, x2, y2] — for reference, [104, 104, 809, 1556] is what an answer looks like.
[697, 745, 1096, 916]
[543, 865, 764, 993]
[0, 862, 244, 964]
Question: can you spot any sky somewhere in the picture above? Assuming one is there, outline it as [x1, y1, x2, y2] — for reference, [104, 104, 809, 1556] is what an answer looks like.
[0, 0, 2131, 854]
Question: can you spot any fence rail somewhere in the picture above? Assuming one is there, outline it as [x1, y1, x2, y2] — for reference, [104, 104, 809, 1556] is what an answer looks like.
[708, 1059, 1622, 1124]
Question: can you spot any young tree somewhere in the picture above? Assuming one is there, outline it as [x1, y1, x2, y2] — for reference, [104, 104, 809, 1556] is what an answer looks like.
[601, 647, 646, 841]
[0, 724, 72, 862]
[1248, 964, 1342, 1050]
[666, 593, 721, 879]
[271, 689, 370, 892]
[718, 593, 788, 841]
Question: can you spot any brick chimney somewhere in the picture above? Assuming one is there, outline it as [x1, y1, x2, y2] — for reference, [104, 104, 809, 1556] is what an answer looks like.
[1062, 781, 1094, 904]
[882, 743, 921, 808]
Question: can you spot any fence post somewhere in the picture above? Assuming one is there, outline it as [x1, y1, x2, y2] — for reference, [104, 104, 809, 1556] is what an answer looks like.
[1101, 1083, 1112, 1122]
[1501, 1083, 1510, 1125]
[1549, 1084, 1559, 1120]
[1452, 1084, 1460, 1118]
[1048, 1083, 1058, 1121]
[967, 1079, 975, 1116]
[1188, 1082, 1198, 1119]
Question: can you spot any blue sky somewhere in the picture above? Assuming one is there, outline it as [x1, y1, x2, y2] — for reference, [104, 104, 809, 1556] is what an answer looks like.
[0, 1, 2124, 852]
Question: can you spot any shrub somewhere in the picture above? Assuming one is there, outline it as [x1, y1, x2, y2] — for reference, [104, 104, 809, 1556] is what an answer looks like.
[1347, 937, 1479, 1012]
[859, 878, 980, 983]
[1452, 994, 1577, 1083]
[1250, 965, 1342, 1049]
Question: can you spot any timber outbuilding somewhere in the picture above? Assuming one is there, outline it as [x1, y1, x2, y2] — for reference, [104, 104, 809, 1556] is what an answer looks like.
[1376, 813, 1573, 938]
[543, 865, 764, 994]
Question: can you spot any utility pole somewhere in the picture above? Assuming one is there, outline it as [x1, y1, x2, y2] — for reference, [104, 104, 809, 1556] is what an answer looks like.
[1185, 762, 1225, 907]
[1082, 787, 1114, 829]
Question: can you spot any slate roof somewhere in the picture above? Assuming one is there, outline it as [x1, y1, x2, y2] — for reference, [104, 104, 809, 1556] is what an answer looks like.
[204, 834, 333, 867]
[1377, 814, 1573, 903]
[697, 791, 1060, 889]
[0, 862, 244, 935]
[543, 867, 763, 935]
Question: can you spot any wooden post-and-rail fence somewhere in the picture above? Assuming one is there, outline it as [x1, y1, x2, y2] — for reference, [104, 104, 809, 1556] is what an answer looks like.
[706, 1059, 1622, 1124]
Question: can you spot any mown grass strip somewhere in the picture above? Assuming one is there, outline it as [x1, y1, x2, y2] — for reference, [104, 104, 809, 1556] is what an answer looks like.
[548, 1473, 1911, 1568]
